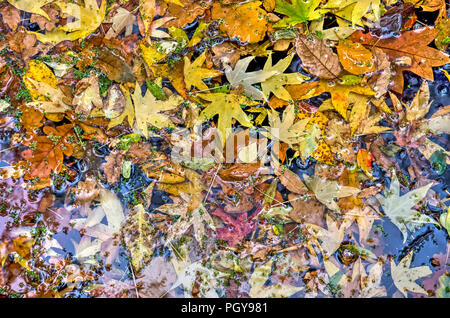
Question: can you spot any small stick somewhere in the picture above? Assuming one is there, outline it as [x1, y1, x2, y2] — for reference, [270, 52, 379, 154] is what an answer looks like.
[203, 163, 222, 204]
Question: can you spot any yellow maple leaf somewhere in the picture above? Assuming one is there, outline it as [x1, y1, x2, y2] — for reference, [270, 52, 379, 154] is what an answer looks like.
[261, 54, 309, 101]
[261, 104, 310, 147]
[198, 93, 257, 146]
[7, 0, 54, 19]
[302, 80, 375, 120]
[132, 82, 183, 138]
[29, 0, 106, 44]
[184, 52, 222, 91]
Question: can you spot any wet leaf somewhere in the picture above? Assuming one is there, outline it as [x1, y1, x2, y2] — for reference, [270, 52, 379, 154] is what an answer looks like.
[122, 204, 157, 272]
[336, 39, 376, 75]
[304, 174, 360, 211]
[295, 34, 343, 80]
[376, 173, 438, 243]
[198, 93, 257, 145]
[261, 54, 309, 101]
[249, 257, 303, 297]
[261, 104, 310, 147]
[273, 0, 322, 28]
[7, 0, 53, 19]
[184, 52, 223, 91]
[30, 0, 106, 44]
[351, 27, 450, 93]
[225, 56, 276, 101]
[132, 83, 184, 138]
[391, 251, 432, 297]
[305, 215, 346, 257]
[211, 1, 268, 43]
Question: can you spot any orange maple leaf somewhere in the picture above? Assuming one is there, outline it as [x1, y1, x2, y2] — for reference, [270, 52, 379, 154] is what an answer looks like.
[350, 27, 450, 93]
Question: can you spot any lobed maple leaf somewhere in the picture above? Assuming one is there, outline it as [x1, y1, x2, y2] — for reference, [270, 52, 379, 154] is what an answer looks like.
[304, 174, 360, 211]
[170, 248, 223, 298]
[273, 0, 322, 28]
[249, 257, 303, 298]
[132, 82, 184, 138]
[183, 52, 223, 91]
[224, 56, 276, 101]
[29, 0, 106, 44]
[376, 173, 439, 243]
[198, 92, 257, 146]
[348, 94, 391, 136]
[261, 104, 310, 147]
[300, 80, 375, 119]
[321, 0, 381, 27]
[105, 7, 136, 39]
[305, 215, 346, 257]
[261, 54, 309, 101]
[390, 251, 432, 297]
[7, 0, 54, 19]
[157, 193, 215, 248]
[344, 206, 381, 243]
[21, 124, 74, 180]
[350, 27, 450, 93]
[211, 206, 262, 247]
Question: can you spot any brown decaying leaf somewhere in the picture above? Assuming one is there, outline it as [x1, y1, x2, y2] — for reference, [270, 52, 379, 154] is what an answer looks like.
[367, 47, 391, 98]
[0, 4, 21, 31]
[101, 150, 125, 184]
[295, 34, 343, 79]
[288, 193, 325, 227]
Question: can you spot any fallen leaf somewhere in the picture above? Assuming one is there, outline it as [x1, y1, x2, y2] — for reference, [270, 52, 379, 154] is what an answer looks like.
[336, 39, 376, 75]
[225, 56, 276, 100]
[261, 54, 309, 101]
[376, 172, 438, 243]
[198, 93, 257, 145]
[305, 214, 346, 257]
[350, 27, 450, 93]
[7, 0, 53, 19]
[261, 104, 310, 147]
[249, 257, 303, 297]
[184, 52, 223, 91]
[304, 174, 360, 211]
[133, 82, 184, 137]
[211, 1, 268, 43]
[122, 204, 157, 272]
[273, 0, 322, 28]
[391, 251, 432, 297]
[295, 34, 343, 80]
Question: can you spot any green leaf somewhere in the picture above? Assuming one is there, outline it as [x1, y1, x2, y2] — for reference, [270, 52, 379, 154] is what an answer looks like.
[430, 150, 447, 175]
[122, 160, 132, 179]
[273, 0, 322, 28]
[118, 133, 141, 150]
[146, 80, 166, 100]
